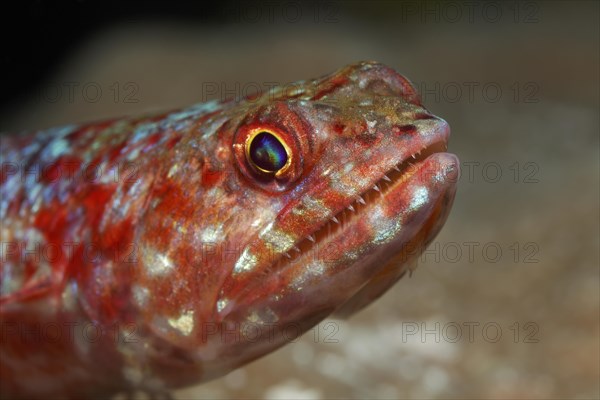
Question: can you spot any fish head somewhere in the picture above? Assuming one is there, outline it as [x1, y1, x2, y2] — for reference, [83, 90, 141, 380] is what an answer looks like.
[133, 61, 459, 381]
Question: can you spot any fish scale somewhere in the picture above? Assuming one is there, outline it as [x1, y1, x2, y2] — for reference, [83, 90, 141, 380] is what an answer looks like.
[0, 61, 459, 398]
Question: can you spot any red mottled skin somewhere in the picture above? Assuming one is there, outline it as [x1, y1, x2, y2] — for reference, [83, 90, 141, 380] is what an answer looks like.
[0, 62, 459, 398]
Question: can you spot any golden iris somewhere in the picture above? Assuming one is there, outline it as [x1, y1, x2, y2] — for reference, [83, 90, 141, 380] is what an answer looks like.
[248, 131, 288, 173]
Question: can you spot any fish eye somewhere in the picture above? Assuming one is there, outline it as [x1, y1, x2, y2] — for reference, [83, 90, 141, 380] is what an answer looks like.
[247, 131, 290, 174]
[233, 104, 308, 192]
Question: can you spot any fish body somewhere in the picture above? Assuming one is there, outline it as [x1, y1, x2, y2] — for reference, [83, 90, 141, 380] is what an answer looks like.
[0, 62, 459, 398]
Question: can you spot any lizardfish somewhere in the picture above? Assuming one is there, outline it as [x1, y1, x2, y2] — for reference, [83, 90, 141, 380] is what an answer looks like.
[0, 61, 459, 398]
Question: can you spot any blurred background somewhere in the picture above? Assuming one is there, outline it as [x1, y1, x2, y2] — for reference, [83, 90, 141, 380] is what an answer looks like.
[1, 1, 598, 399]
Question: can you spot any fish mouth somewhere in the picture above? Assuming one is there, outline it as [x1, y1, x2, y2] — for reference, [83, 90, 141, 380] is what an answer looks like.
[302, 141, 448, 253]
[280, 138, 451, 266]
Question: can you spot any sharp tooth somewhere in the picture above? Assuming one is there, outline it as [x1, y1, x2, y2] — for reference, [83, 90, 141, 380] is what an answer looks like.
[347, 204, 355, 212]
[292, 246, 300, 252]
[283, 252, 291, 259]
[373, 184, 380, 192]
[393, 165, 401, 172]
[307, 234, 316, 242]
[411, 154, 416, 159]
[382, 175, 391, 182]
[331, 216, 339, 224]
[357, 196, 366, 205]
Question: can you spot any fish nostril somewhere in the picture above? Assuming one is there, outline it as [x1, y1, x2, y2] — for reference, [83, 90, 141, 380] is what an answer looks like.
[413, 112, 436, 121]
[393, 124, 417, 136]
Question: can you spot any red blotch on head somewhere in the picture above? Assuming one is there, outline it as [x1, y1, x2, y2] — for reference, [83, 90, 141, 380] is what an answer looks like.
[332, 123, 346, 135]
[201, 162, 224, 187]
[34, 206, 69, 244]
[143, 133, 162, 151]
[165, 135, 182, 150]
[67, 126, 91, 142]
[108, 142, 128, 162]
[82, 185, 116, 228]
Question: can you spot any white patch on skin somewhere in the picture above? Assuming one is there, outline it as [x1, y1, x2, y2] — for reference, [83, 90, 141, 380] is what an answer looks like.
[43, 138, 70, 159]
[216, 298, 229, 313]
[123, 366, 144, 385]
[329, 170, 358, 197]
[295, 196, 330, 219]
[132, 285, 150, 307]
[410, 186, 429, 211]
[167, 163, 179, 178]
[250, 218, 263, 228]
[202, 117, 228, 138]
[25, 181, 42, 206]
[247, 311, 261, 324]
[126, 147, 141, 161]
[168, 310, 195, 336]
[21, 141, 41, 157]
[32, 190, 43, 213]
[246, 307, 278, 325]
[366, 119, 377, 133]
[233, 248, 258, 275]
[98, 163, 119, 184]
[131, 123, 158, 144]
[291, 260, 326, 291]
[290, 88, 305, 96]
[260, 224, 296, 253]
[343, 248, 361, 263]
[1, 175, 18, 218]
[204, 186, 223, 200]
[371, 204, 403, 245]
[201, 223, 224, 243]
[185, 100, 220, 116]
[61, 281, 78, 311]
[347, 172, 372, 192]
[143, 247, 174, 277]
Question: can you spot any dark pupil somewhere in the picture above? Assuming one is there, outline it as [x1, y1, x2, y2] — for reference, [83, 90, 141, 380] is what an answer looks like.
[249, 132, 288, 172]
